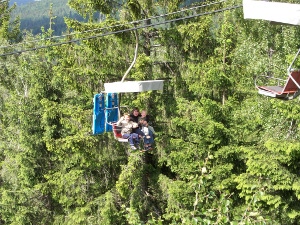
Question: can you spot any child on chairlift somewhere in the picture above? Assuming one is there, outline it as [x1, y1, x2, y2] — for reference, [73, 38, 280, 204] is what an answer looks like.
[139, 118, 155, 151]
[117, 113, 140, 150]
[138, 109, 151, 126]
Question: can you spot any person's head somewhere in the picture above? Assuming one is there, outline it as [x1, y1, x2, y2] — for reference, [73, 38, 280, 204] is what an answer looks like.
[140, 118, 148, 126]
[141, 110, 147, 118]
[132, 107, 139, 117]
[123, 113, 130, 121]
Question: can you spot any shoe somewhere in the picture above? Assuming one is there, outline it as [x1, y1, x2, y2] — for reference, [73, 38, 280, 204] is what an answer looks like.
[130, 145, 137, 150]
[146, 145, 153, 151]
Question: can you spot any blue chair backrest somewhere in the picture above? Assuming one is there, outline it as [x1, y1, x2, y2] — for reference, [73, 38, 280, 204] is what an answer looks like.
[105, 93, 119, 132]
[92, 93, 105, 135]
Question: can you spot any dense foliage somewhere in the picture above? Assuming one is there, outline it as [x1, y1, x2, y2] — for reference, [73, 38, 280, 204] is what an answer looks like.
[1, 0, 300, 224]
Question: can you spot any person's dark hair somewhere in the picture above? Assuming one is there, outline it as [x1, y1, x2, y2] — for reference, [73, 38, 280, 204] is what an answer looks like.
[132, 107, 139, 113]
[139, 118, 148, 123]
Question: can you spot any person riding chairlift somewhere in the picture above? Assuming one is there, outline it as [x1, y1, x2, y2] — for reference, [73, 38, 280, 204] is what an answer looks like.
[138, 109, 151, 127]
[117, 113, 140, 150]
[139, 118, 155, 151]
[130, 107, 144, 137]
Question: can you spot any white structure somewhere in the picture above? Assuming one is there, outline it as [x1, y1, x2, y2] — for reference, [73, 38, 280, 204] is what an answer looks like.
[104, 80, 164, 93]
[243, 0, 300, 25]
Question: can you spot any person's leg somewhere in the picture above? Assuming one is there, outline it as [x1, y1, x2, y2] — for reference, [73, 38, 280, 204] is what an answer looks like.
[147, 134, 154, 144]
[133, 128, 144, 137]
[130, 133, 140, 149]
[123, 134, 136, 149]
[144, 136, 150, 145]
[128, 134, 135, 146]
[145, 131, 154, 150]
[149, 129, 155, 141]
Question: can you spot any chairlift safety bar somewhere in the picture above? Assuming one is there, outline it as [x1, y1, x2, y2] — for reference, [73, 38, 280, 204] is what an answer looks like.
[287, 48, 300, 89]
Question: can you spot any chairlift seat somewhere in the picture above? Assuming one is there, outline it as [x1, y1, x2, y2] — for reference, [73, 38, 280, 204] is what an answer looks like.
[257, 70, 300, 98]
[105, 93, 119, 132]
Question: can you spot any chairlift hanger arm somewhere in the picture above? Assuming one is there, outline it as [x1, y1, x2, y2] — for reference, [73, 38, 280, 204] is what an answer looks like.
[286, 48, 300, 90]
[121, 26, 138, 83]
[287, 48, 300, 72]
[103, 24, 164, 93]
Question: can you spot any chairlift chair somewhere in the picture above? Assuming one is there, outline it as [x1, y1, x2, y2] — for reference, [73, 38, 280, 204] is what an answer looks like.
[243, 0, 300, 99]
[92, 26, 164, 144]
[256, 70, 300, 99]
[255, 48, 300, 100]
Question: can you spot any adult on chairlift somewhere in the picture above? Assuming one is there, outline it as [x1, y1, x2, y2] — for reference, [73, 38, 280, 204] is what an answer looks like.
[130, 107, 141, 123]
[130, 107, 144, 137]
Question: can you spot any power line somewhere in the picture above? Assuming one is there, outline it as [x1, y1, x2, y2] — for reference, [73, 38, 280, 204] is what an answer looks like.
[0, 4, 242, 57]
[0, 1, 224, 49]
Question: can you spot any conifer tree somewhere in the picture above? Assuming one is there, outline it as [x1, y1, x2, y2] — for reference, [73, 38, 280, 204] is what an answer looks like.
[1, 0, 300, 224]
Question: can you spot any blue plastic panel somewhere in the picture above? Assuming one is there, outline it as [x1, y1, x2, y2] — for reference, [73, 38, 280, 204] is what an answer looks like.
[105, 93, 119, 132]
[92, 93, 105, 135]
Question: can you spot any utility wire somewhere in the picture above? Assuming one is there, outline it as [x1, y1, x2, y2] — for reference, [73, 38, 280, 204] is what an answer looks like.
[0, 0, 224, 49]
[0, 4, 242, 57]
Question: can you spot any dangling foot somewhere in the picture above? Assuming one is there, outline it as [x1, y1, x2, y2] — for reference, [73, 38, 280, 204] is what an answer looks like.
[146, 145, 153, 151]
[130, 145, 137, 150]
[140, 145, 152, 152]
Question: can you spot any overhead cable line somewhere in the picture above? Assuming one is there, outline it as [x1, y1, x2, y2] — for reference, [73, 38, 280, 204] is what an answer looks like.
[0, 0, 224, 49]
[0, 4, 242, 57]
